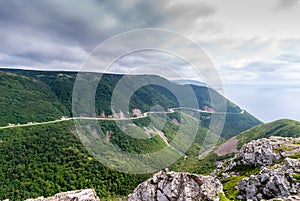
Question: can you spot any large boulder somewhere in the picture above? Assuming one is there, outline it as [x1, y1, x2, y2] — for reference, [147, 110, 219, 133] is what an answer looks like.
[24, 189, 100, 201]
[128, 169, 223, 201]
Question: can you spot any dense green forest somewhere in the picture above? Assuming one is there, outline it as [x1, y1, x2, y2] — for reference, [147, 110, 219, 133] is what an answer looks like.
[0, 112, 220, 200]
[0, 69, 263, 199]
[0, 72, 68, 126]
[0, 121, 148, 200]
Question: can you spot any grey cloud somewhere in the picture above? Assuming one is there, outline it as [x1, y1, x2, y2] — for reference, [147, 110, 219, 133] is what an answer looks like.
[0, 0, 166, 69]
[155, 0, 216, 31]
[276, 54, 300, 63]
[225, 61, 284, 73]
[166, 1, 215, 18]
[244, 62, 284, 72]
[275, 0, 300, 10]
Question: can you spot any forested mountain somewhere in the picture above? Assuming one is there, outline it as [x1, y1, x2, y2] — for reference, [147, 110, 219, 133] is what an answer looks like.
[0, 69, 261, 139]
[0, 68, 262, 200]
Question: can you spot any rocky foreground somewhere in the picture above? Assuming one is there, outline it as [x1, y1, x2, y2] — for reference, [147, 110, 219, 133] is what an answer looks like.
[2, 189, 100, 201]
[217, 136, 300, 201]
[127, 137, 300, 201]
[237, 158, 300, 200]
[128, 169, 223, 201]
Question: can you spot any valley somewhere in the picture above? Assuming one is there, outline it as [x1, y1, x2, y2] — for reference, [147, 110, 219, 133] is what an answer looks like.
[2, 68, 292, 201]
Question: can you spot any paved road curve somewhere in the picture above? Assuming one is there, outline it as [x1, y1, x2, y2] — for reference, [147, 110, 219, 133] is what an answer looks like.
[0, 107, 244, 130]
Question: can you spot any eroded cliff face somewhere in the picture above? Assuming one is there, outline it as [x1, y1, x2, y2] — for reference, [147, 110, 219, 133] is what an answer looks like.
[128, 169, 224, 201]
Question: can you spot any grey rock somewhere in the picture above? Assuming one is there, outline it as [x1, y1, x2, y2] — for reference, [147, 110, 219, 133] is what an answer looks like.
[128, 169, 224, 201]
[284, 158, 300, 171]
[226, 137, 300, 169]
[237, 138, 281, 166]
[238, 180, 247, 191]
[268, 195, 300, 201]
[24, 189, 100, 201]
[238, 161, 300, 200]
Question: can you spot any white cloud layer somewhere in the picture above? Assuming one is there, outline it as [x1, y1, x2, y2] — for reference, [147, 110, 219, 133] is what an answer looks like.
[0, 0, 300, 87]
[1, 0, 300, 121]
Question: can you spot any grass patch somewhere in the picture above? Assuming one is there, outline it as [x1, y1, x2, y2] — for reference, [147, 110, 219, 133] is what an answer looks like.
[294, 140, 300, 145]
[217, 153, 235, 161]
[274, 146, 294, 153]
[222, 176, 244, 200]
[293, 173, 300, 182]
[219, 193, 231, 201]
[290, 153, 300, 159]
[101, 197, 127, 201]
[230, 165, 261, 177]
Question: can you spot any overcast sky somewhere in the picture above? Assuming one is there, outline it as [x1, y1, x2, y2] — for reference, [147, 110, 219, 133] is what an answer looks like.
[0, 0, 300, 122]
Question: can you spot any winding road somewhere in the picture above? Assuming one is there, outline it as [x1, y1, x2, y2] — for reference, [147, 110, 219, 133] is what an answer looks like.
[0, 107, 245, 159]
[0, 107, 245, 130]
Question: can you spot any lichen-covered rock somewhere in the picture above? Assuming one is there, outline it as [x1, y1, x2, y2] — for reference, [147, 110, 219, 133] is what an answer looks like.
[128, 169, 223, 201]
[237, 158, 300, 201]
[24, 189, 100, 201]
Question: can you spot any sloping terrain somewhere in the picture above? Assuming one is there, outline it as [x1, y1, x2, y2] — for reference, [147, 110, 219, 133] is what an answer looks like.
[195, 119, 300, 177]
[236, 119, 300, 149]
[0, 69, 261, 138]
[0, 68, 262, 200]
[0, 119, 156, 200]
[0, 71, 69, 126]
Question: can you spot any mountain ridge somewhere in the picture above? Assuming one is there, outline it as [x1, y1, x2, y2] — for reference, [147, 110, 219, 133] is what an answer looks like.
[0, 68, 261, 139]
[0, 68, 264, 200]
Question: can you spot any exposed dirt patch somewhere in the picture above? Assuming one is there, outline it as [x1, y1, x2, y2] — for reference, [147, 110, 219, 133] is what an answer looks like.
[106, 130, 113, 142]
[215, 139, 238, 156]
[172, 118, 179, 126]
[143, 126, 155, 137]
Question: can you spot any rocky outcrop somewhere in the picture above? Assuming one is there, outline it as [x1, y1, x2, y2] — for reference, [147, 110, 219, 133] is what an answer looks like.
[24, 189, 100, 201]
[237, 158, 300, 201]
[268, 195, 300, 201]
[128, 169, 223, 201]
[227, 137, 300, 169]
[237, 138, 280, 166]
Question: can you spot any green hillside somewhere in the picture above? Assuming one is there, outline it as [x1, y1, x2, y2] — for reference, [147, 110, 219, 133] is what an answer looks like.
[0, 111, 218, 200]
[0, 68, 263, 199]
[236, 119, 300, 149]
[0, 121, 147, 200]
[0, 69, 261, 138]
[0, 71, 69, 126]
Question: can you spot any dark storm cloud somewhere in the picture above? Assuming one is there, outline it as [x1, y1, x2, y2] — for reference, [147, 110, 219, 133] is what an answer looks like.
[0, 0, 166, 68]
